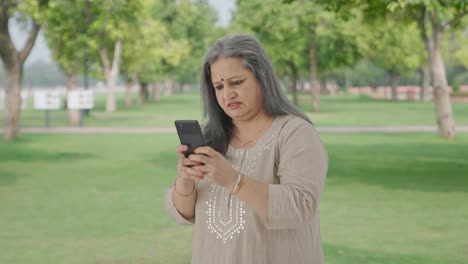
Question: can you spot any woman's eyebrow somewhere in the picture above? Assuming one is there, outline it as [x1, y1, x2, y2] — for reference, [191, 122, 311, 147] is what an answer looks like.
[213, 75, 242, 85]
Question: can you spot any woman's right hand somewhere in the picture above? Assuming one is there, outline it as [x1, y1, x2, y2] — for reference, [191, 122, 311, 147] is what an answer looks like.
[176, 145, 204, 183]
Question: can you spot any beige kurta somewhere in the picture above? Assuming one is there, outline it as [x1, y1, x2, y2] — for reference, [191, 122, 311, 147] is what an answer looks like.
[164, 114, 328, 264]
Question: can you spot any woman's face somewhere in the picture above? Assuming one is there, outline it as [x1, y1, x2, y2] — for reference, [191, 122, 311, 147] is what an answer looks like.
[210, 57, 265, 122]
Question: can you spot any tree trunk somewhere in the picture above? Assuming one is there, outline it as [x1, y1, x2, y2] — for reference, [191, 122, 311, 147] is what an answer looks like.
[309, 39, 320, 112]
[430, 26, 456, 139]
[389, 71, 400, 101]
[344, 69, 351, 92]
[174, 82, 181, 93]
[164, 79, 174, 96]
[288, 62, 298, 106]
[99, 39, 122, 113]
[152, 82, 161, 102]
[320, 77, 327, 95]
[124, 74, 135, 107]
[182, 83, 191, 92]
[139, 82, 149, 104]
[65, 72, 80, 126]
[3, 66, 22, 139]
[419, 64, 431, 101]
[0, 15, 40, 140]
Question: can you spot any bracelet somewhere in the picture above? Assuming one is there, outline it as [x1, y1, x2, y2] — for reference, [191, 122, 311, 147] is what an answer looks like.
[232, 175, 245, 195]
[230, 173, 241, 193]
[174, 181, 196, 197]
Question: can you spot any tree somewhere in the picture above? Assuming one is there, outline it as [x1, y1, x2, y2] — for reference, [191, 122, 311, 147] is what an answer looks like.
[388, 0, 468, 139]
[86, 0, 141, 112]
[120, 0, 191, 105]
[0, 0, 48, 140]
[315, 0, 468, 138]
[366, 19, 422, 100]
[235, 0, 366, 110]
[170, 0, 219, 88]
[44, 0, 88, 126]
[148, 0, 218, 96]
[232, 0, 308, 105]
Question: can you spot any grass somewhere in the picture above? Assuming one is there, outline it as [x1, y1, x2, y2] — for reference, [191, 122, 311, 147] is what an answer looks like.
[3, 90, 468, 128]
[302, 95, 468, 127]
[1, 133, 467, 263]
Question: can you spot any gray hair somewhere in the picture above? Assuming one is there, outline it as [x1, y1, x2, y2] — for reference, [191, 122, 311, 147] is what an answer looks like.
[200, 34, 311, 154]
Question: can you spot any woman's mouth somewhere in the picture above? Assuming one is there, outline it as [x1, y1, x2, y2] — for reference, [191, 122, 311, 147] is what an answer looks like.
[228, 102, 241, 109]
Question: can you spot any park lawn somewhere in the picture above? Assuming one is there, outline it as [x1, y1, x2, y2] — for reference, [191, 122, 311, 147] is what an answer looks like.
[5, 90, 468, 128]
[0, 133, 467, 263]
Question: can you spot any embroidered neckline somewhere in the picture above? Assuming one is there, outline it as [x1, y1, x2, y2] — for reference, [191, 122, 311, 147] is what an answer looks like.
[227, 115, 284, 154]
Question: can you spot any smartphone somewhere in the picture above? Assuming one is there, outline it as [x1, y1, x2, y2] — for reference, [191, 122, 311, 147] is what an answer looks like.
[174, 120, 206, 158]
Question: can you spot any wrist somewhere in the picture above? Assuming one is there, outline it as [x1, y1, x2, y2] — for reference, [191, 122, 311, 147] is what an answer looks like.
[227, 171, 238, 192]
[175, 178, 196, 195]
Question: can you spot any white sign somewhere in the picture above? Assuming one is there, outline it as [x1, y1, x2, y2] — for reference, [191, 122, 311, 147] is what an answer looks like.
[68, 90, 94, 109]
[0, 90, 28, 110]
[34, 91, 62, 110]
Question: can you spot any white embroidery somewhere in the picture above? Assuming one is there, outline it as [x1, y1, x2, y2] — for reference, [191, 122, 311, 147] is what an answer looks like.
[205, 118, 281, 243]
[206, 184, 245, 243]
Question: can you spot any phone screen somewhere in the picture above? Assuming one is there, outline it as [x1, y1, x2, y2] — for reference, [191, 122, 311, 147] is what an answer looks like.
[174, 120, 206, 157]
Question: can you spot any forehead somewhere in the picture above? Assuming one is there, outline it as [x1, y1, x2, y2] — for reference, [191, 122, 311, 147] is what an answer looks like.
[210, 57, 249, 82]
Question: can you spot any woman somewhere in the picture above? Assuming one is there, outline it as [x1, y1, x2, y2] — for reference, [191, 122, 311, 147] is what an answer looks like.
[164, 34, 328, 264]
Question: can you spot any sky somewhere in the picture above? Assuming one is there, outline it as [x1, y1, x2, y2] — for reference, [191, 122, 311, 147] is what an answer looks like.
[9, 0, 235, 66]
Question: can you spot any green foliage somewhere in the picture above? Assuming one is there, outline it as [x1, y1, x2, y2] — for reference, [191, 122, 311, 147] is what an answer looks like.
[366, 19, 423, 77]
[120, 0, 189, 83]
[44, 0, 87, 75]
[348, 59, 387, 87]
[155, 0, 219, 83]
[232, 0, 307, 77]
[17, 0, 50, 23]
[233, 0, 367, 80]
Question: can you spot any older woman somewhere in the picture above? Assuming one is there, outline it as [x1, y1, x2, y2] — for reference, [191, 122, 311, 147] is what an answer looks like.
[164, 34, 328, 264]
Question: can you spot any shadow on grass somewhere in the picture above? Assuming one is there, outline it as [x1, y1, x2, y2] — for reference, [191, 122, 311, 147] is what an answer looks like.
[0, 138, 95, 163]
[0, 168, 21, 186]
[324, 242, 461, 264]
[326, 141, 468, 193]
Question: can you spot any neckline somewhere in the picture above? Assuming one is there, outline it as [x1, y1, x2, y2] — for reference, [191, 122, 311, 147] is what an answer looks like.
[228, 115, 283, 152]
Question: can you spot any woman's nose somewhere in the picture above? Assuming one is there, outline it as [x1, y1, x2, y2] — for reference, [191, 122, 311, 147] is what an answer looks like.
[223, 85, 235, 100]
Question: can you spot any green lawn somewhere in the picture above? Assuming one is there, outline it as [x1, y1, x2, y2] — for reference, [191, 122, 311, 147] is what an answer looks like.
[1, 133, 467, 263]
[5, 90, 468, 128]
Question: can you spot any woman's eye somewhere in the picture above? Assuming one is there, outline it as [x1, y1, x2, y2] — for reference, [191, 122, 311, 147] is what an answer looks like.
[232, 80, 244, 86]
[215, 85, 223, 90]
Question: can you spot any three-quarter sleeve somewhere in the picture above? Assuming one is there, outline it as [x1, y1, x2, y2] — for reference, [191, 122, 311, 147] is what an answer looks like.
[163, 185, 195, 225]
[265, 122, 328, 230]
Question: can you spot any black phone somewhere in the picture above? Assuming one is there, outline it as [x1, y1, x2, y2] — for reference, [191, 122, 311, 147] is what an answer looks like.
[174, 120, 206, 158]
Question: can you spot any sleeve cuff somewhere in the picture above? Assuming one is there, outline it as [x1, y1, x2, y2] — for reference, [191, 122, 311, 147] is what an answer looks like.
[163, 185, 195, 225]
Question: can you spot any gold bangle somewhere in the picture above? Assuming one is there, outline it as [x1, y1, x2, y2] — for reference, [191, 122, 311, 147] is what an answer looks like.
[232, 176, 245, 195]
[174, 181, 195, 197]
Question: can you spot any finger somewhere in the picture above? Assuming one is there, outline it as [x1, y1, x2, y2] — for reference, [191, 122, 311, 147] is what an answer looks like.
[182, 157, 203, 167]
[188, 154, 208, 164]
[194, 146, 217, 157]
[184, 165, 205, 178]
[176, 145, 188, 155]
[191, 164, 210, 173]
[189, 175, 204, 181]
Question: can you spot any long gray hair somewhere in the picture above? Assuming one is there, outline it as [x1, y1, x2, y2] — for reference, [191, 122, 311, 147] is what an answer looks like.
[200, 34, 311, 154]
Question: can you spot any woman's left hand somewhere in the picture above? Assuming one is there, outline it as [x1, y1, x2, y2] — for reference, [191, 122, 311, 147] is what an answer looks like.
[187, 146, 237, 189]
